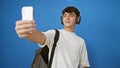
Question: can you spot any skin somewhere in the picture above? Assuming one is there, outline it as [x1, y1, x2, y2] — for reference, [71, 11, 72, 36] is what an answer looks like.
[15, 20, 46, 45]
[62, 12, 77, 32]
[15, 12, 88, 68]
[15, 12, 77, 45]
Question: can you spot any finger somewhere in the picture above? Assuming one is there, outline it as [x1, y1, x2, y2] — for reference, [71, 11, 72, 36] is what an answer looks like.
[18, 33, 30, 38]
[17, 28, 35, 34]
[16, 20, 35, 25]
[15, 20, 36, 30]
[15, 23, 36, 30]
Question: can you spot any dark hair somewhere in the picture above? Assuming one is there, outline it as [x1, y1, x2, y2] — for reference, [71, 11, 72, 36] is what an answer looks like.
[62, 6, 80, 17]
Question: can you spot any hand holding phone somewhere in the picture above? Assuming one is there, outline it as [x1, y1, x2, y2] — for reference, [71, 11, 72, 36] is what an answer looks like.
[22, 6, 33, 20]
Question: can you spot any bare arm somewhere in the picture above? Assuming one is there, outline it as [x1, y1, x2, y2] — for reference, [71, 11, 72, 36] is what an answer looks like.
[15, 20, 46, 45]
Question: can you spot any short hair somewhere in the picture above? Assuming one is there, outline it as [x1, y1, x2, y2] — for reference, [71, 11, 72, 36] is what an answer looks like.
[62, 6, 80, 17]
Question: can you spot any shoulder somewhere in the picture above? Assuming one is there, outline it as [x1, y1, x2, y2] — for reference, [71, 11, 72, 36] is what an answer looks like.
[45, 29, 56, 33]
[73, 34, 86, 47]
[74, 34, 85, 42]
[45, 29, 61, 33]
[43, 29, 56, 35]
[43, 29, 61, 37]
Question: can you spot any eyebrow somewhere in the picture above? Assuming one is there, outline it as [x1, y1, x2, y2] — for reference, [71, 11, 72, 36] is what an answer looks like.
[63, 13, 76, 16]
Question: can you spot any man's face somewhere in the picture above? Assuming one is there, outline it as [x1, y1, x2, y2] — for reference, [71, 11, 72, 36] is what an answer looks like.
[62, 12, 77, 28]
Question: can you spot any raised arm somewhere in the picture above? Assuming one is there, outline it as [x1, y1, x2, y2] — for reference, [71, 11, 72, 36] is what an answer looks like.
[15, 20, 46, 45]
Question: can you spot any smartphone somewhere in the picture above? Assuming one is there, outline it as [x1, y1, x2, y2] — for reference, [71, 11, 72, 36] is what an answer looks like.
[22, 6, 34, 20]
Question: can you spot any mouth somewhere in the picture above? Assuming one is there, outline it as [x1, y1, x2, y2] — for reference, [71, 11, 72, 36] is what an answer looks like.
[64, 21, 71, 23]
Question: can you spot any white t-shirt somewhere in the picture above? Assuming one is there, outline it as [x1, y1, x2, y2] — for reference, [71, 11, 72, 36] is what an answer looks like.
[39, 29, 90, 68]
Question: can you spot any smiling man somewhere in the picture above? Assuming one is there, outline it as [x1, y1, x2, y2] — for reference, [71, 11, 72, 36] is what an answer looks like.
[15, 6, 90, 68]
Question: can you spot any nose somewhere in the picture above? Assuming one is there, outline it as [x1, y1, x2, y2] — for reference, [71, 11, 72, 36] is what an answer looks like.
[66, 16, 70, 20]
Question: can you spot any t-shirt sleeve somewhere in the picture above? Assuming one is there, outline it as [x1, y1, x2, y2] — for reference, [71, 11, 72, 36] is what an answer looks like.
[39, 30, 55, 49]
[79, 40, 90, 68]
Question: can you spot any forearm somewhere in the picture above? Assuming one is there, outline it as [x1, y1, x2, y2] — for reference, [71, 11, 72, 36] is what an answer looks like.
[27, 30, 46, 45]
[35, 30, 46, 45]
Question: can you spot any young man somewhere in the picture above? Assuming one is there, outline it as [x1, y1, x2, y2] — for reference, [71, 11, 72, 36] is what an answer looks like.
[15, 6, 90, 68]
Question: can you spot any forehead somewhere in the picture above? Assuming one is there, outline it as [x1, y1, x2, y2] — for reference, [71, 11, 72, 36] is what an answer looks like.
[63, 12, 76, 15]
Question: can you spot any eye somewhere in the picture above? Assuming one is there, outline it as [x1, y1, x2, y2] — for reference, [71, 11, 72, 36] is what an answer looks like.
[63, 14, 67, 17]
[70, 14, 74, 17]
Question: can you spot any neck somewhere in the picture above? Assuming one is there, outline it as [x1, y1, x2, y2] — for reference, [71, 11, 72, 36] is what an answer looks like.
[64, 27, 74, 32]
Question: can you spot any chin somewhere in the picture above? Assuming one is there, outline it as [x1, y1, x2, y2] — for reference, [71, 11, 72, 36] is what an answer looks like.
[64, 22, 74, 26]
[64, 24, 72, 28]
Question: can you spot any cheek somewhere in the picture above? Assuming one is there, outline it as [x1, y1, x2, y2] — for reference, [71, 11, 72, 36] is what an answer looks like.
[71, 18, 77, 23]
[63, 18, 65, 21]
